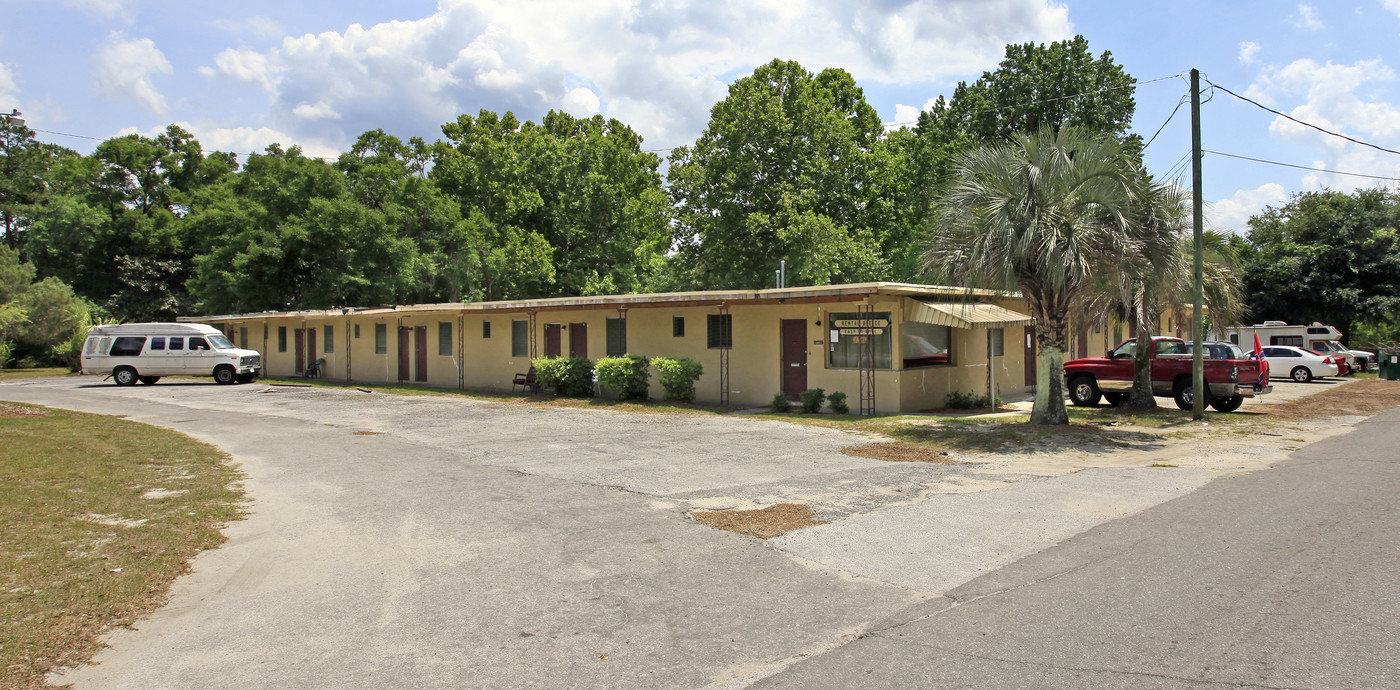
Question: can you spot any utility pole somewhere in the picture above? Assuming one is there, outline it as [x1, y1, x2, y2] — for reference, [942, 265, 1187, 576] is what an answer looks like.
[1190, 70, 1205, 420]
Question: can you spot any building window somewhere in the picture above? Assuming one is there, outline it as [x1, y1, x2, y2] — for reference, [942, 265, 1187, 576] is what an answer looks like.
[606, 317, 627, 356]
[439, 322, 453, 356]
[483, 321, 491, 338]
[989, 328, 1004, 357]
[375, 323, 387, 354]
[707, 314, 732, 349]
[830, 312, 892, 369]
[240, 327, 248, 348]
[278, 326, 287, 352]
[903, 322, 951, 368]
[323, 325, 334, 353]
[673, 316, 685, 337]
[354, 324, 361, 338]
[512, 320, 528, 358]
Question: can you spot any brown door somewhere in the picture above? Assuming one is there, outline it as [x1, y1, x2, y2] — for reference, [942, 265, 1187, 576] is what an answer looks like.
[398, 326, 411, 381]
[781, 319, 807, 398]
[1076, 328, 1087, 359]
[307, 327, 317, 365]
[569, 323, 587, 358]
[294, 328, 306, 375]
[414, 325, 428, 382]
[1024, 324, 1037, 387]
[545, 324, 562, 357]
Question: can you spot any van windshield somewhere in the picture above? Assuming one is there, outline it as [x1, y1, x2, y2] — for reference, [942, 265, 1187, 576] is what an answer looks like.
[207, 334, 235, 350]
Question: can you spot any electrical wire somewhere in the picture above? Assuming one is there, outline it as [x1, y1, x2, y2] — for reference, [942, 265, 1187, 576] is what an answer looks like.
[1202, 77, 1400, 157]
[1203, 149, 1400, 182]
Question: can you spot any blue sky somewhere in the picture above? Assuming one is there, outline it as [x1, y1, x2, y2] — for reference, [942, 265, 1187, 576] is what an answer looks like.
[3, 0, 1398, 232]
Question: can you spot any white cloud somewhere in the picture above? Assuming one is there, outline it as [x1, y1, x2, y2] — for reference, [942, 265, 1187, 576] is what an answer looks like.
[0, 63, 18, 107]
[196, 0, 1072, 148]
[1384, 0, 1400, 18]
[1293, 3, 1324, 30]
[1208, 183, 1288, 233]
[93, 34, 172, 117]
[292, 100, 341, 120]
[1238, 41, 1260, 65]
[116, 121, 343, 160]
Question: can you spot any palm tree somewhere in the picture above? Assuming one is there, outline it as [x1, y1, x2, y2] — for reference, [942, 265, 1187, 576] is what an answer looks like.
[926, 127, 1139, 424]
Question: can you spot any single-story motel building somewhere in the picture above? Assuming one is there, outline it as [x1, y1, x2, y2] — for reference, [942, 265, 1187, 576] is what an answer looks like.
[185, 282, 1167, 413]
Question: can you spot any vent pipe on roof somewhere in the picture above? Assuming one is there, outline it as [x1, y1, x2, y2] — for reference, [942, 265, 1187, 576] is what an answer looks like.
[780, 259, 786, 289]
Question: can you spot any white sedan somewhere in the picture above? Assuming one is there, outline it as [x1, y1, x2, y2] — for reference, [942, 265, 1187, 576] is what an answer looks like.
[1261, 346, 1340, 383]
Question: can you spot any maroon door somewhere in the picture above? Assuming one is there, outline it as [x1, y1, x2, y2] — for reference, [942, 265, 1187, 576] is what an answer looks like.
[781, 319, 807, 398]
[398, 326, 411, 381]
[294, 328, 306, 375]
[1024, 324, 1037, 387]
[307, 327, 317, 365]
[545, 324, 562, 357]
[569, 323, 588, 358]
[414, 325, 428, 382]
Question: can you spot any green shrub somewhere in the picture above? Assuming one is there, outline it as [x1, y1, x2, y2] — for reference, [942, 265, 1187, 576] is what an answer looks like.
[531, 356, 596, 397]
[799, 388, 826, 414]
[771, 392, 793, 412]
[945, 390, 1003, 409]
[828, 391, 849, 414]
[596, 354, 651, 400]
[651, 356, 703, 402]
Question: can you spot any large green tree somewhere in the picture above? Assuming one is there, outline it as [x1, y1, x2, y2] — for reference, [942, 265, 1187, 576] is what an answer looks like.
[667, 59, 891, 289]
[1242, 188, 1400, 341]
[926, 127, 1139, 425]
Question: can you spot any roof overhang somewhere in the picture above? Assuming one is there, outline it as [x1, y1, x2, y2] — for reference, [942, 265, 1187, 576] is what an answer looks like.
[907, 300, 1034, 329]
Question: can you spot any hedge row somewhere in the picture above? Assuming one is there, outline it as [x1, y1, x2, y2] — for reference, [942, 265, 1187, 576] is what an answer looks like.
[529, 355, 704, 402]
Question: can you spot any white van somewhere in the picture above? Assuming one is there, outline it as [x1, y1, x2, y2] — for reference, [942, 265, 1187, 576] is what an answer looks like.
[81, 323, 262, 386]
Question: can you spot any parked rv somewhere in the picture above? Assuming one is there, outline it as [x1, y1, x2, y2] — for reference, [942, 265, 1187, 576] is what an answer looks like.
[81, 323, 262, 385]
[1220, 321, 1373, 371]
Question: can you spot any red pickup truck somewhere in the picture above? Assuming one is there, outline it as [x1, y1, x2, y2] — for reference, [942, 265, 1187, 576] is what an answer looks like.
[1063, 337, 1272, 412]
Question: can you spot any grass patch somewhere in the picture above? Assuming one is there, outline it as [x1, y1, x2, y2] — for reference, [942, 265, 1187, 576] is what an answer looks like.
[258, 377, 739, 416]
[0, 402, 245, 689]
[0, 368, 72, 381]
[1149, 462, 1179, 467]
[691, 503, 828, 539]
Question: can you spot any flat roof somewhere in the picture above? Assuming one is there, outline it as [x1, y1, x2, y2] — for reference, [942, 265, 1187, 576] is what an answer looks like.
[182, 282, 1019, 323]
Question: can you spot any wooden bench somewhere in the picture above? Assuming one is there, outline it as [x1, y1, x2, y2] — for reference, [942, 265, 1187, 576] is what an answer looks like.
[512, 366, 539, 393]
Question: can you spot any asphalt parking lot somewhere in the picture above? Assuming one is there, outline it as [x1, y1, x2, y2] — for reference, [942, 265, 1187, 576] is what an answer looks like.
[0, 375, 1355, 687]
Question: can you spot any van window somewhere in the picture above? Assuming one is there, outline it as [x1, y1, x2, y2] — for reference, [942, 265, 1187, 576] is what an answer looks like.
[208, 334, 234, 349]
[84, 338, 98, 355]
[109, 337, 146, 356]
[189, 337, 210, 351]
[150, 337, 166, 351]
[169, 337, 185, 351]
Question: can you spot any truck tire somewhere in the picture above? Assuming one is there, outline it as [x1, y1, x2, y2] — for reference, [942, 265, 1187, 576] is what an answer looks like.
[1172, 378, 1195, 410]
[1290, 366, 1313, 383]
[1067, 376, 1102, 406]
[113, 367, 138, 386]
[214, 365, 237, 385]
[1210, 395, 1244, 412]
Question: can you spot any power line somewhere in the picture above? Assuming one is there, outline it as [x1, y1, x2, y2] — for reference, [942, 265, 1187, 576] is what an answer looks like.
[1204, 149, 1400, 182]
[1142, 93, 1189, 151]
[1202, 77, 1400, 157]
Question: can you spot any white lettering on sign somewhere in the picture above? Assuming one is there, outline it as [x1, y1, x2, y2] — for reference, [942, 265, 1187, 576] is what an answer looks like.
[832, 319, 890, 329]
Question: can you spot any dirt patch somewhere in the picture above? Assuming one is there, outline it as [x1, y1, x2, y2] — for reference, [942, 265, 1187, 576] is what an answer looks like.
[0, 403, 50, 418]
[691, 503, 830, 539]
[1252, 379, 1400, 422]
[845, 443, 958, 464]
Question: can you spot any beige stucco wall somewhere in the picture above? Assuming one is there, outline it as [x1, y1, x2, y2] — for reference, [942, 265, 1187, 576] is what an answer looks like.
[198, 293, 1055, 412]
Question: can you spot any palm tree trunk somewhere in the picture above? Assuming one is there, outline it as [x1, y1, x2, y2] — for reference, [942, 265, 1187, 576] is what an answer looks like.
[1129, 287, 1158, 409]
[1031, 308, 1070, 425]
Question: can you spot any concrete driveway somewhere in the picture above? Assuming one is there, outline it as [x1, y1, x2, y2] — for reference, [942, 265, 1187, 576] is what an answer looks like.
[0, 376, 1355, 687]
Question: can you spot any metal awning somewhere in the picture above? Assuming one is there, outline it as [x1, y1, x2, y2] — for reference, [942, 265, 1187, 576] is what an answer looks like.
[906, 300, 1034, 329]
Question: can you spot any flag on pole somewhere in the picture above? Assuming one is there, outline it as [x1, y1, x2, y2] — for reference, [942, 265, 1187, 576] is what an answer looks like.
[1253, 333, 1268, 385]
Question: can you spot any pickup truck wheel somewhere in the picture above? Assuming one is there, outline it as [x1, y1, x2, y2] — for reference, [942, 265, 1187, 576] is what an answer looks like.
[1290, 366, 1313, 383]
[1067, 376, 1102, 406]
[1172, 380, 1195, 410]
[214, 365, 237, 385]
[1210, 395, 1244, 412]
[1104, 392, 1130, 406]
[113, 367, 138, 386]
